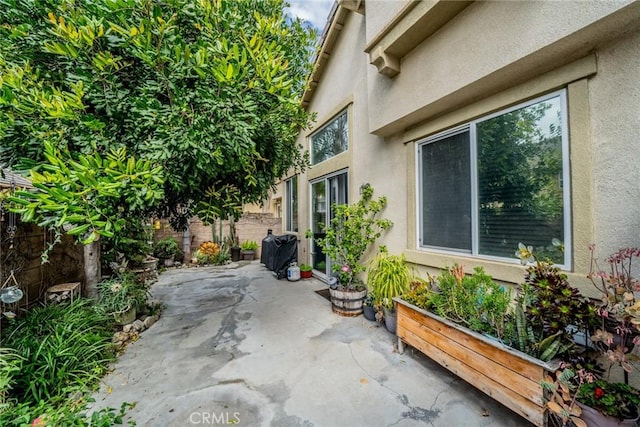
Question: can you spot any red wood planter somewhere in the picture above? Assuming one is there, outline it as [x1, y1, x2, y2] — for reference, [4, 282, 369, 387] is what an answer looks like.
[394, 298, 557, 427]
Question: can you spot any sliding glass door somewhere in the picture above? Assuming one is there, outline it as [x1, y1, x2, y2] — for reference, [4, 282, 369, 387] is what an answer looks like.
[310, 171, 348, 279]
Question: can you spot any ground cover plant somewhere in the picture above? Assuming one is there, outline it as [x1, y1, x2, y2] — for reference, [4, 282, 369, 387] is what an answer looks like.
[0, 299, 134, 425]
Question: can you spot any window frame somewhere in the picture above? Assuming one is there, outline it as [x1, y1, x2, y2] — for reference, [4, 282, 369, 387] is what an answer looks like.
[416, 89, 572, 268]
[285, 175, 298, 233]
[310, 109, 349, 165]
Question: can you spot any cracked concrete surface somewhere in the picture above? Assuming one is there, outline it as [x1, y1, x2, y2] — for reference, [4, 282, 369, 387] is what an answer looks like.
[91, 262, 532, 426]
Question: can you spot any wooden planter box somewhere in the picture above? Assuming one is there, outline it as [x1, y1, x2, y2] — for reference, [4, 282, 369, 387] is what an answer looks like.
[394, 298, 557, 427]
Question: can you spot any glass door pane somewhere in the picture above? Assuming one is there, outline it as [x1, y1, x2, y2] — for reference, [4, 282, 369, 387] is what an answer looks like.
[311, 181, 327, 275]
[310, 172, 348, 278]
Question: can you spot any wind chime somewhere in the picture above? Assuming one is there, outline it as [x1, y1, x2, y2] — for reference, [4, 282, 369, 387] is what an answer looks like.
[0, 176, 25, 322]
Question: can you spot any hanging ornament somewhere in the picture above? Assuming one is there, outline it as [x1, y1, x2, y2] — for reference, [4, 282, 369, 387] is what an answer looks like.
[0, 270, 23, 303]
[7, 175, 17, 249]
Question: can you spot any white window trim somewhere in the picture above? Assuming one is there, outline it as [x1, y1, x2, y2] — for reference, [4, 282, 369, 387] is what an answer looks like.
[415, 89, 572, 269]
[285, 176, 297, 233]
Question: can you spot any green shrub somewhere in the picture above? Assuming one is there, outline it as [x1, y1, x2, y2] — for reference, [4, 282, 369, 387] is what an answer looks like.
[240, 240, 258, 251]
[1, 299, 114, 405]
[153, 237, 180, 259]
[196, 248, 230, 265]
[368, 248, 412, 310]
[432, 265, 512, 339]
[96, 274, 148, 315]
[0, 398, 135, 427]
[0, 348, 23, 411]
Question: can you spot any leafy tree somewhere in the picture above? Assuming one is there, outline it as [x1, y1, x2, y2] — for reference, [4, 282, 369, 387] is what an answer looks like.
[0, 0, 316, 233]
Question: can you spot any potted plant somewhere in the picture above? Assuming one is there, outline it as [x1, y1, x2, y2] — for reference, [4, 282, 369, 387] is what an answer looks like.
[229, 221, 242, 262]
[542, 366, 640, 427]
[367, 247, 412, 333]
[96, 273, 147, 325]
[306, 185, 392, 316]
[240, 240, 258, 260]
[299, 264, 313, 279]
[587, 245, 640, 381]
[153, 237, 180, 266]
[362, 293, 376, 321]
[394, 243, 590, 426]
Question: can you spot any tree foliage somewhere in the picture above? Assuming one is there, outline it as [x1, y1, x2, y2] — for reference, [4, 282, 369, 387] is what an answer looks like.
[0, 0, 316, 237]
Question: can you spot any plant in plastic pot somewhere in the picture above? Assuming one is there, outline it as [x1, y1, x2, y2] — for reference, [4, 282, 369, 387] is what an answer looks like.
[299, 264, 313, 278]
[367, 247, 412, 333]
[241, 240, 258, 260]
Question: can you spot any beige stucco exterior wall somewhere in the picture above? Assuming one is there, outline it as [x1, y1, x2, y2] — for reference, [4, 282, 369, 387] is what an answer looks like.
[367, 0, 637, 136]
[363, 0, 407, 43]
[291, 8, 407, 269]
[358, 0, 640, 293]
[295, 1, 639, 292]
[588, 28, 640, 256]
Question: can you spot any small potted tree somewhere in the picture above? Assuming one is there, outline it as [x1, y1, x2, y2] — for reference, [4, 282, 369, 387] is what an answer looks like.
[153, 237, 180, 266]
[307, 185, 392, 316]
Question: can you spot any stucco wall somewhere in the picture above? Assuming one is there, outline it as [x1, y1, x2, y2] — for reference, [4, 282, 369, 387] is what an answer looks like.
[294, 7, 407, 269]
[297, 1, 639, 290]
[589, 28, 640, 257]
[363, 0, 407, 44]
[367, 0, 637, 136]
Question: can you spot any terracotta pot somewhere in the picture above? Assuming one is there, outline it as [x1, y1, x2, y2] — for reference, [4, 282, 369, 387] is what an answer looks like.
[577, 402, 639, 427]
[300, 270, 313, 279]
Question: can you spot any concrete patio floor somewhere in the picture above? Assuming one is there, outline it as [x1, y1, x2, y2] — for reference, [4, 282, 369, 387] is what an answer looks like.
[92, 261, 532, 426]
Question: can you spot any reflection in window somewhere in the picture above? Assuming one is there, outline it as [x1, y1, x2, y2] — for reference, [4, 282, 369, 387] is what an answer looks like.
[311, 110, 348, 165]
[418, 91, 568, 265]
[285, 176, 298, 232]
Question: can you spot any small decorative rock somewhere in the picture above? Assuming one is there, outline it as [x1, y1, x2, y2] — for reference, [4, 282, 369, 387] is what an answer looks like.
[143, 315, 157, 329]
[132, 319, 146, 332]
[112, 331, 129, 344]
[123, 324, 133, 333]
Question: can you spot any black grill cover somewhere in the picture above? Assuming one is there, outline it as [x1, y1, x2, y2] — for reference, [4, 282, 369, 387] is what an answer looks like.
[271, 235, 298, 279]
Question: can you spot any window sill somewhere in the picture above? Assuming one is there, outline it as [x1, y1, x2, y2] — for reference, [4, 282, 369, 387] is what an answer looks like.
[404, 249, 526, 284]
[404, 249, 596, 297]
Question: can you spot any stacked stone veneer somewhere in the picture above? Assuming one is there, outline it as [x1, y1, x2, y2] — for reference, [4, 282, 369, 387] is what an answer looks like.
[153, 213, 282, 260]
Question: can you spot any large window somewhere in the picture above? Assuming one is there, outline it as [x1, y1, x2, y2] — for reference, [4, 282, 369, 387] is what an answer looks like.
[418, 91, 570, 266]
[310, 110, 348, 165]
[285, 176, 298, 232]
